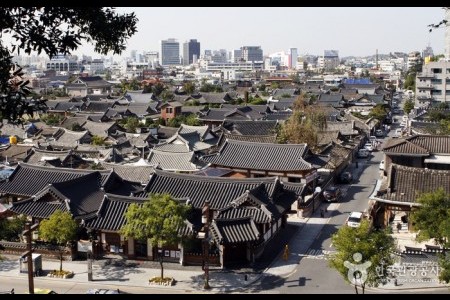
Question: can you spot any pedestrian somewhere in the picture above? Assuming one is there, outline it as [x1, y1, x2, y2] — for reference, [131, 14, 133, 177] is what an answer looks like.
[320, 209, 324, 218]
[396, 222, 402, 233]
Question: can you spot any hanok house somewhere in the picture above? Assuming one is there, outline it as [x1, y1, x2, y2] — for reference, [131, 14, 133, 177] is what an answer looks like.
[117, 170, 303, 267]
[84, 172, 301, 267]
[369, 135, 450, 228]
[370, 164, 450, 229]
[0, 163, 142, 257]
[200, 139, 316, 184]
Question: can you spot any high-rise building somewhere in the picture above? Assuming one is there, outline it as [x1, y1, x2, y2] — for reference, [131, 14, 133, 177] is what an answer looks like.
[422, 45, 434, 59]
[182, 39, 200, 66]
[289, 48, 298, 69]
[241, 46, 263, 63]
[232, 50, 242, 63]
[160, 38, 180, 66]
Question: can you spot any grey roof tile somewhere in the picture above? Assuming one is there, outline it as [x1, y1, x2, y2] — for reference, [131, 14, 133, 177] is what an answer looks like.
[201, 139, 312, 171]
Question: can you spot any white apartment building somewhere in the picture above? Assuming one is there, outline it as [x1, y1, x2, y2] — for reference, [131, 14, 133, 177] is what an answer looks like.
[415, 60, 450, 106]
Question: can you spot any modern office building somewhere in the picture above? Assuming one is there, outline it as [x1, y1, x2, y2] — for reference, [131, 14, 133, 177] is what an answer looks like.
[183, 39, 200, 66]
[289, 48, 298, 69]
[241, 46, 263, 63]
[160, 38, 180, 66]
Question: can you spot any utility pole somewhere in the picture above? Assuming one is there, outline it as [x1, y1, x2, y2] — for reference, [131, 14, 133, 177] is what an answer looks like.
[202, 200, 211, 290]
[22, 222, 39, 294]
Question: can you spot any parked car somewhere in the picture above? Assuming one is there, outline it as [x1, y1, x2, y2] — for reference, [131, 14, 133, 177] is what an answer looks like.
[357, 149, 369, 158]
[322, 186, 342, 202]
[346, 211, 363, 228]
[339, 171, 353, 184]
[375, 129, 384, 138]
[364, 143, 374, 152]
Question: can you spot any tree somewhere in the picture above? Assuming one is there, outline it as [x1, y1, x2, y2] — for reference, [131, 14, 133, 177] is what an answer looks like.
[91, 135, 106, 146]
[368, 104, 388, 121]
[120, 193, 190, 279]
[329, 220, 395, 294]
[0, 215, 27, 242]
[0, 7, 137, 124]
[403, 99, 414, 114]
[124, 117, 140, 133]
[38, 210, 78, 272]
[183, 81, 196, 95]
[410, 188, 450, 283]
[277, 95, 327, 150]
[185, 114, 201, 126]
[70, 122, 83, 132]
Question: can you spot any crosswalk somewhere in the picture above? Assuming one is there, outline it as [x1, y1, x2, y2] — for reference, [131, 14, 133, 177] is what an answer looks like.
[303, 249, 336, 260]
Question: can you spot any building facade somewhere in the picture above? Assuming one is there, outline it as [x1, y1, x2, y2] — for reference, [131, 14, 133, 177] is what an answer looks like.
[415, 60, 450, 106]
[160, 38, 180, 66]
[241, 46, 263, 63]
[183, 39, 200, 66]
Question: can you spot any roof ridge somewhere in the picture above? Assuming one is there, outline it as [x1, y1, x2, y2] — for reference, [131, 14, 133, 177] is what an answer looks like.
[153, 169, 278, 183]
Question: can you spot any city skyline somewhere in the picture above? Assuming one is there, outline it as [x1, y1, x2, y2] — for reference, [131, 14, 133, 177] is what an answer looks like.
[69, 7, 446, 59]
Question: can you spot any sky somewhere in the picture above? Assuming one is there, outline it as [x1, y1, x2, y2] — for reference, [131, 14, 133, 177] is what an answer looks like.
[6, 7, 448, 59]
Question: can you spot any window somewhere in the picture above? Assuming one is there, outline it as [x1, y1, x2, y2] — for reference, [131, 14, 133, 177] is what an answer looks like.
[432, 68, 442, 74]
[431, 89, 442, 95]
[447, 69, 450, 74]
[165, 107, 173, 114]
[431, 79, 442, 84]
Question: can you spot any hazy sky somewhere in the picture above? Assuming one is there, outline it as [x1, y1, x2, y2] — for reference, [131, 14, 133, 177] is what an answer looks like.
[18, 7, 450, 58]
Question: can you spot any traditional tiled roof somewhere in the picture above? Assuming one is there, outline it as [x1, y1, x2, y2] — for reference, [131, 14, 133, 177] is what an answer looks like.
[199, 107, 265, 122]
[210, 217, 260, 244]
[178, 124, 209, 139]
[0, 144, 33, 163]
[222, 120, 278, 136]
[154, 141, 190, 153]
[220, 104, 271, 114]
[10, 171, 105, 219]
[201, 139, 312, 171]
[50, 101, 84, 112]
[0, 163, 112, 197]
[410, 121, 440, 135]
[382, 164, 450, 204]
[157, 125, 178, 139]
[155, 130, 217, 153]
[317, 94, 345, 107]
[264, 111, 292, 121]
[50, 128, 90, 149]
[192, 167, 233, 177]
[139, 170, 280, 210]
[406, 135, 450, 154]
[100, 162, 154, 185]
[317, 130, 341, 146]
[24, 148, 71, 165]
[272, 88, 299, 98]
[382, 138, 429, 156]
[59, 116, 88, 130]
[84, 193, 195, 236]
[82, 101, 115, 113]
[224, 133, 277, 144]
[217, 206, 271, 224]
[81, 120, 118, 138]
[147, 149, 206, 172]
